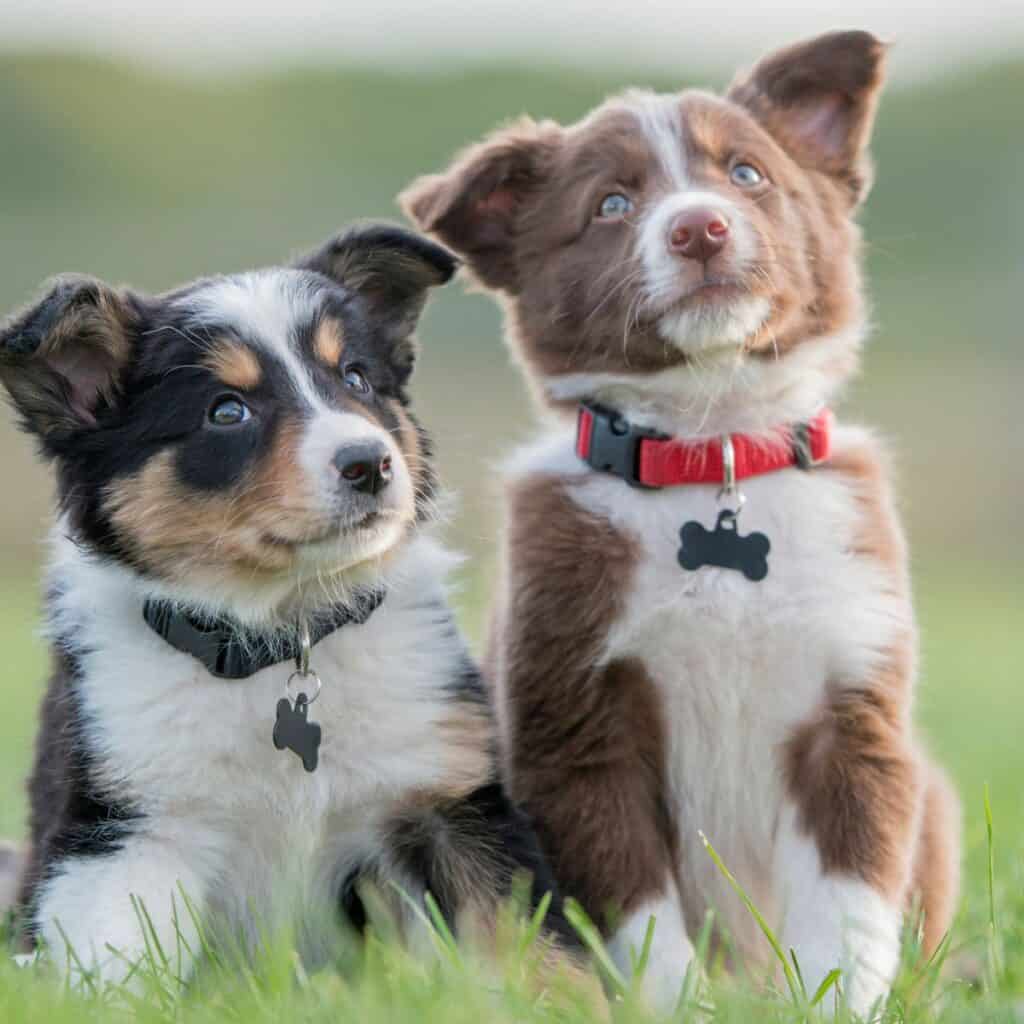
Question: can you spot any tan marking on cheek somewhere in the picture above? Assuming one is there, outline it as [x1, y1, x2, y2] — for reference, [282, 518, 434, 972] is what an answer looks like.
[202, 341, 262, 391]
[104, 453, 295, 578]
[103, 420, 334, 580]
[314, 318, 345, 368]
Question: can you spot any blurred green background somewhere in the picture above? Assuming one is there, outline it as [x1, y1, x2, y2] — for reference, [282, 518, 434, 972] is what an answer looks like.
[0, 53, 1020, 895]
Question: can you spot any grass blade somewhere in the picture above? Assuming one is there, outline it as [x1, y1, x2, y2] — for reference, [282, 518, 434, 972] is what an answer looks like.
[699, 830, 804, 1003]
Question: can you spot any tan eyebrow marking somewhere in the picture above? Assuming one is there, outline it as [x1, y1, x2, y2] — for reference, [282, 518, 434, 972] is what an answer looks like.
[202, 341, 262, 391]
[314, 318, 345, 367]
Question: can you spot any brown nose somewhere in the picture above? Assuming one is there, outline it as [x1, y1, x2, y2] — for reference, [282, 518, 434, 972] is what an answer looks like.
[668, 208, 730, 262]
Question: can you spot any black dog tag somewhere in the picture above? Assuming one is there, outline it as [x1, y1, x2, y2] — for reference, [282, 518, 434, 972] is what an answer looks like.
[678, 509, 771, 582]
[273, 694, 321, 773]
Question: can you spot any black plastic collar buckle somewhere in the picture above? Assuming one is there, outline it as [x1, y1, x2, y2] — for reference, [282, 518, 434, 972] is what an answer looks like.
[790, 421, 822, 471]
[579, 402, 664, 489]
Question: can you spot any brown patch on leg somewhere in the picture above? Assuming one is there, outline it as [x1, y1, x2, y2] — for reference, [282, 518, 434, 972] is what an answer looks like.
[784, 434, 959, 914]
[313, 318, 345, 367]
[496, 475, 676, 927]
[784, 678, 920, 900]
[910, 760, 960, 956]
[202, 341, 262, 391]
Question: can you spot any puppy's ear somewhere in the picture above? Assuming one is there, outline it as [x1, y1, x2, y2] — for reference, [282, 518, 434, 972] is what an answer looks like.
[0, 276, 135, 448]
[727, 30, 887, 204]
[300, 224, 455, 336]
[399, 117, 562, 292]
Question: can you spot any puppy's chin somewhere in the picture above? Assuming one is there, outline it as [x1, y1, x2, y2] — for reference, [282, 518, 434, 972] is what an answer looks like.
[288, 512, 410, 578]
[656, 295, 771, 356]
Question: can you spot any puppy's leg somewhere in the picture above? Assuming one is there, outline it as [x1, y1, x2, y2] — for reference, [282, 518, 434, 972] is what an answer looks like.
[497, 477, 691, 1008]
[778, 687, 923, 1016]
[910, 759, 960, 957]
[33, 836, 206, 989]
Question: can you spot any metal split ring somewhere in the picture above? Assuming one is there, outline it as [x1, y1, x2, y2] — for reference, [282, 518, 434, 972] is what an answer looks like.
[285, 669, 322, 706]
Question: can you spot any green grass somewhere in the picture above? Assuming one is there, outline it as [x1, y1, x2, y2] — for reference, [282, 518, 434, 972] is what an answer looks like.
[0, 568, 1021, 1021]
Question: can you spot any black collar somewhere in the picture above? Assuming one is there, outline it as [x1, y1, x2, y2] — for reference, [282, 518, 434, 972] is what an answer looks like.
[142, 589, 385, 680]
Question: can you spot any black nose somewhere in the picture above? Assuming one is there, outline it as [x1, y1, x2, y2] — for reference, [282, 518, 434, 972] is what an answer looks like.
[333, 442, 393, 495]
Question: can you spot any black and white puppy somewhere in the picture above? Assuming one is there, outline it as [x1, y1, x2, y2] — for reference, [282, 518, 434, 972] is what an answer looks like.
[1, 226, 575, 984]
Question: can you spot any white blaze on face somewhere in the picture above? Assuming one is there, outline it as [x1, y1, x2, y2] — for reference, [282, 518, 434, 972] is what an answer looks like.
[298, 408, 413, 520]
[184, 271, 416, 569]
[626, 94, 770, 353]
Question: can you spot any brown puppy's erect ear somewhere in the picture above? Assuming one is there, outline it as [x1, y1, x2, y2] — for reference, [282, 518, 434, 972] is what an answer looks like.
[399, 117, 562, 292]
[0, 276, 135, 447]
[727, 30, 888, 204]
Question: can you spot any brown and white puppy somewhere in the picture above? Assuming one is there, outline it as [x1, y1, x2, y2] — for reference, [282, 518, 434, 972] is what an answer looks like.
[0, 226, 580, 985]
[402, 31, 960, 1013]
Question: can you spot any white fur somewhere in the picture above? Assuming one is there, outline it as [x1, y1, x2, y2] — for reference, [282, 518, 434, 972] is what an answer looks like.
[506, 416, 908, 1004]
[623, 90, 688, 188]
[183, 271, 325, 413]
[541, 327, 862, 439]
[35, 529, 470, 985]
[774, 814, 902, 1016]
[614, 89, 773, 355]
[609, 890, 694, 1012]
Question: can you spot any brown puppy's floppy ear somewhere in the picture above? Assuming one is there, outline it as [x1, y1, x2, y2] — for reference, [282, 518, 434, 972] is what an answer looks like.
[297, 224, 457, 381]
[0, 275, 135, 447]
[727, 30, 888, 204]
[399, 117, 562, 292]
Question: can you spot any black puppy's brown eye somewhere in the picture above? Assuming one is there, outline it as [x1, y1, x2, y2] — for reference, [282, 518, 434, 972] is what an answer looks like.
[208, 396, 251, 426]
[343, 366, 370, 394]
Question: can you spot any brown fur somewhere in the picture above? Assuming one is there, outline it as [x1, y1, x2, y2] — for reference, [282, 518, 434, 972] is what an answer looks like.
[400, 33, 884, 387]
[0, 277, 134, 438]
[404, 30, 959, 977]
[203, 341, 262, 391]
[499, 475, 675, 925]
[784, 437, 958, 951]
[313, 318, 345, 367]
[104, 418, 323, 581]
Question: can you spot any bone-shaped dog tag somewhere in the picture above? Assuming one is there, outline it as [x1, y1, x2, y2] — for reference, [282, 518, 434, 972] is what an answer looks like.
[273, 694, 321, 773]
[678, 509, 771, 582]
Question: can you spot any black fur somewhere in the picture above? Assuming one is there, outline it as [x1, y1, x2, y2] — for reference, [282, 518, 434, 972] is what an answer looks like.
[387, 782, 580, 950]
[17, 639, 141, 939]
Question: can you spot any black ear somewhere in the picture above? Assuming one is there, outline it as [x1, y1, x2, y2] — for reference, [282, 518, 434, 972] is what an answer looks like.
[399, 117, 562, 292]
[727, 30, 887, 204]
[298, 224, 457, 348]
[0, 275, 135, 446]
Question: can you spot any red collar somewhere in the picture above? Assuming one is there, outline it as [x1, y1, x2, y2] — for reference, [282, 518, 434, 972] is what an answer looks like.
[575, 403, 832, 489]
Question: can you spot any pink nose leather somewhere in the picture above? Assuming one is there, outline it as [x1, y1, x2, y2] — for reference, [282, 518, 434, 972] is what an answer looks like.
[668, 208, 730, 262]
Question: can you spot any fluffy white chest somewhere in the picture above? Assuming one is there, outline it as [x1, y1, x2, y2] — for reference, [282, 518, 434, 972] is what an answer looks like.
[49, 537, 468, 941]
[518, 427, 905, 941]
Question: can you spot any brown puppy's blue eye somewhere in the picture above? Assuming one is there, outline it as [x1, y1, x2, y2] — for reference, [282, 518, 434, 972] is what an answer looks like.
[597, 193, 634, 219]
[343, 366, 371, 394]
[730, 163, 763, 187]
[208, 396, 251, 426]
